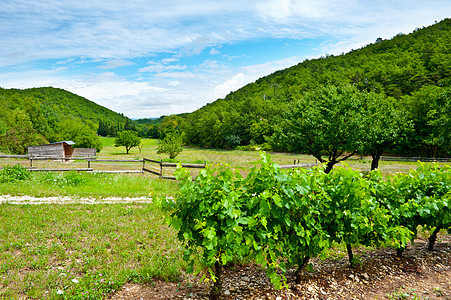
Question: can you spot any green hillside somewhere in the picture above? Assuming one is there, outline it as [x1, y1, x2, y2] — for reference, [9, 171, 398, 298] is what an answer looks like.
[181, 18, 451, 157]
[0, 87, 129, 154]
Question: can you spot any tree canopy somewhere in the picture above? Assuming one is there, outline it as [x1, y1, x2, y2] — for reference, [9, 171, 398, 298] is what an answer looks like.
[114, 130, 141, 154]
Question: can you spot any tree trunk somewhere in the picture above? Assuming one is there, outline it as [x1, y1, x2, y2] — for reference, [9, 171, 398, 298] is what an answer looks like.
[370, 152, 381, 171]
[346, 243, 356, 268]
[295, 256, 310, 284]
[428, 227, 441, 251]
[324, 160, 335, 174]
[210, 261, 222, 300]
[396, 247, 404, 258]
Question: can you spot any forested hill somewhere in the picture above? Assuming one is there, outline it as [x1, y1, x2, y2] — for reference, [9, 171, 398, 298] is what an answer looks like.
[0, 87, 129, 153]
[0, 87, 127, 125]
[182, 18, 451, 157]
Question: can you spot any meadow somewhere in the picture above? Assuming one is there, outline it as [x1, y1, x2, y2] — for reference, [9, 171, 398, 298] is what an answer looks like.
[0, 138, 446, 299]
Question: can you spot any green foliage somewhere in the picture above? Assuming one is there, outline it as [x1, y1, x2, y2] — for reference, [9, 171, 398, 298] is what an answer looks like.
[180, 19, 451, 157]
[0, 87, 128, 153]
[165, 152, 451, 296]
[0, 164, 30, 183]
[59, 119, 103, 152]
[370, 163, 451, 251]
[164, 164, 252, 297]
[271, 84, 367, 173]
[114, 130, 141, 154]
[159, 115, 185, 139]
[360, 93, 412, 170]
[401, 86, 451, 157]
[242, 154, 328, 282]
[157, 132, 184, 159]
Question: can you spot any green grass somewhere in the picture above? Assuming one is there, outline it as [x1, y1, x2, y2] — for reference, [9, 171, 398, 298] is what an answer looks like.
[1, 138, 447, 198]
[0, 203, 186, 299]
[0, 144, 450, 299]
[0, 171, 177, 198]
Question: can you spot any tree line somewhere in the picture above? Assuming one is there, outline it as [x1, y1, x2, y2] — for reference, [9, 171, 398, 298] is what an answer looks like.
[0, 87, 129, 154]
[173, 18, 451, 161]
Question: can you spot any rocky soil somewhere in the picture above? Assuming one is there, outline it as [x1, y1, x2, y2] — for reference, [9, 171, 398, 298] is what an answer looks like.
[110, 236, 450, 300]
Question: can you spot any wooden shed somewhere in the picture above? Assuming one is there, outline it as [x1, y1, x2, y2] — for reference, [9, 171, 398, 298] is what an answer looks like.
[28, 141, 76, 158]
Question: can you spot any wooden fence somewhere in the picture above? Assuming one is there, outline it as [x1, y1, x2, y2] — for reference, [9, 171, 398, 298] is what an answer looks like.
[380, 156, 451, 162]
[142, 158, 206, 180]
[0, 155, 206, 179]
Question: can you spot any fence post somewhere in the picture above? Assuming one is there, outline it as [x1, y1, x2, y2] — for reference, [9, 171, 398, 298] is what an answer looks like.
[160, 160, 163, 178]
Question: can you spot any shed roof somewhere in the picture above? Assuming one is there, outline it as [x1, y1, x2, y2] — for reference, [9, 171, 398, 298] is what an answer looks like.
[31, 141, 76, 147]
[52, 141, 76, 145]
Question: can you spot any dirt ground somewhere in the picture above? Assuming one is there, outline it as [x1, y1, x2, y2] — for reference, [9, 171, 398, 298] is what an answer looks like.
[109, 236, 450, 300]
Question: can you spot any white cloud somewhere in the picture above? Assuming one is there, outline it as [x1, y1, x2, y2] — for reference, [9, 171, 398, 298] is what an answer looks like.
[210, 48, 220, 55]
[98, 59, 135, 69]
[213, 73, 246, 99]
[138, 63, 186, 73]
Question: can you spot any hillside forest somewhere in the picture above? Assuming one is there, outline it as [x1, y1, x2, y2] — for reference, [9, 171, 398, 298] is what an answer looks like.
[0, 87, 130, 154]
[1, 19, 450, 163]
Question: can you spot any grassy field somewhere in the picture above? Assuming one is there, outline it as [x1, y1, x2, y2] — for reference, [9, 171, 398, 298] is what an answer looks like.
[0, 138, 448, 299]
[0, 203, 186, 299]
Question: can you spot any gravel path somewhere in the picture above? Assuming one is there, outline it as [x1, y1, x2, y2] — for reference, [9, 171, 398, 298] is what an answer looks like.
[0, 195, 154, 204]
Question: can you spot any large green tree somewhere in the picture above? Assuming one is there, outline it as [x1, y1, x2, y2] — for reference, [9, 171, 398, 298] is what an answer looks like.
[360, 94, 412, 170]
[271, 84, 367, 173]
[0, 108, 48, 154]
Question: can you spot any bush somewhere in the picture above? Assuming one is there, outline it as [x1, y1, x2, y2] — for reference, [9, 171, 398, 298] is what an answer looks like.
[0, 164, 30, 183]
[157, 132, 183, 159]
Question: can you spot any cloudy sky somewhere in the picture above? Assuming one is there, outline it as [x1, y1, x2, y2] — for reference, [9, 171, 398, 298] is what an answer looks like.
[0, 1, 449, 118]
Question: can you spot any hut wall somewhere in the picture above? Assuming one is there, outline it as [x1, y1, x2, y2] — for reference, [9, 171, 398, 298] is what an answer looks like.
[28, 144, 64, 158]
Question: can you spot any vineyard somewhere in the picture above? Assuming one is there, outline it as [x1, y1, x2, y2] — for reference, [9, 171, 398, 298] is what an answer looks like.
[164, 153, 451, 299]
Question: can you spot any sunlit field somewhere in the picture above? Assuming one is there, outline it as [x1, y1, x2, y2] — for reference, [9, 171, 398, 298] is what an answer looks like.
[0, 138, 449, 299]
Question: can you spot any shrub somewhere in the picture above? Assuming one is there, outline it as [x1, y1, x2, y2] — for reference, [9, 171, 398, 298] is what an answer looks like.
[0, 164, 30, 183]
[157, 132, 183, 159]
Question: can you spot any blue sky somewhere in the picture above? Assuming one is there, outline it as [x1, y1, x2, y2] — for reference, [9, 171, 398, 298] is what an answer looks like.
[0, 1, 450, 118]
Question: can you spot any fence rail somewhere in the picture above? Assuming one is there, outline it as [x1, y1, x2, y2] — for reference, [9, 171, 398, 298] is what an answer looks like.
[142, 158, 206, 180]
[380, 156, 451, 162]
[0, 155, 206, 179]
[279, 163, 317, 169]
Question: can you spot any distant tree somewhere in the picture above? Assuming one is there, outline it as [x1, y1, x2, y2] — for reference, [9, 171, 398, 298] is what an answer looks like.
[401, 86, 451, 157]
[157, 131, 184, 159]
[97, 119, 110, 137]
[115, 130, 141, 154]
[59, 119, 103, 152]
[0, 126, 48, 155]
[123, 118, 136, 132]
[147, 124, 160, 139]
[109, 124, 117, 137]
[158, 115, 184, 138]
